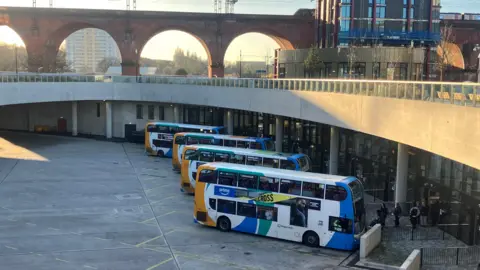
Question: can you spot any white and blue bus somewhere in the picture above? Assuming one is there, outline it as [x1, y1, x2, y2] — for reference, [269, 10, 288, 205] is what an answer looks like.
[172, 133, 275, 171]
[145, 122, 224, 157]
[181, 145, 311, 194]
[193, 163, 365, 251]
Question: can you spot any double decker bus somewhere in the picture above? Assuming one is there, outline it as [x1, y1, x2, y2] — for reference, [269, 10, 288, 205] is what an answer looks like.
[145, 122, 224, 158]
[172, 133, 275, 171]
[193, 163, 365, 251]
[180, 145, 311, 194]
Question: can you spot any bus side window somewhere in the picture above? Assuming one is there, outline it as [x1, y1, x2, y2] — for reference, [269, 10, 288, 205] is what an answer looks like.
[212, 139, 223, 146]
[230, 154, 245, 164]
[280, 160, 296, 170]
[199, 139, 212, 144]
[209, 198, 216, 210]
[238, 174, 258, 189]
[237, 141, 247, 148]
[215, 153, 230, 162]
[158, 126, 169, 133]
[237, 202, 256, 218]
[184, 150, 198, 160]
[169, 127, 179, 134]
[246, 156, 262, 166]
[279, 179, 301, 195]
[263, 158, 279, 168]
[257, 206, 278, 221]
[325, 185, 347, 201]
[198, 169, 217, 183]
[249, 142, 263, 150]
[217, 199, 236, 214]
[199, 151, 214, 162]
[218, 171, 237, 186]
[302, 182, 325, 199]
[147, 125, 157, 132]
[224, 140, 236, 147]
[187, 137, 199, 145]
[174, 136, 185, 145]
[259, 177, 279, 192]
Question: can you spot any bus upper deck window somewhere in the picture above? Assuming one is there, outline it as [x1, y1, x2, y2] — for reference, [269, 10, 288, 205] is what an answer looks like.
[325, 185, 347, 201]
[224, 140, 236, 147]
[184, 150, 198, 160]
[280, 160, 296, 170]
[147, 125, 156, 132]
[175, 136, 185, 145]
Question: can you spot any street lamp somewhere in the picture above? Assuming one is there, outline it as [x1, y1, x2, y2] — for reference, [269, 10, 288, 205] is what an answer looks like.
[14, 45, 18, 75]
[135, 48, 139, 81]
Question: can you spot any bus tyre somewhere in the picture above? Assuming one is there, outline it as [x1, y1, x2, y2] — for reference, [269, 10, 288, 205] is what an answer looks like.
[303, 231, 319, 247]
[157, 150, 165, 158]
[217, 216, 231, 232]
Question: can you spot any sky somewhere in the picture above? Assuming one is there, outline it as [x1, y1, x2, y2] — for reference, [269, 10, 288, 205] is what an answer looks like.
[0, 0, 478, 62]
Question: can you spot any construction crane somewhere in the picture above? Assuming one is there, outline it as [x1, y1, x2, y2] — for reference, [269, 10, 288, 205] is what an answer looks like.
[108, 0, 136, 10]
[214, 0, 237, 14]
[225, 0, 238, 14]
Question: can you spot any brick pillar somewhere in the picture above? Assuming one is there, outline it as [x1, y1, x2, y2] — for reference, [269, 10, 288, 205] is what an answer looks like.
[209, 65, 225, 78]
[121, 62, 139, 76]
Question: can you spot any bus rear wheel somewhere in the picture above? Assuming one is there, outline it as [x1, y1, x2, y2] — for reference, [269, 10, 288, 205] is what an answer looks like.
[303, 231, 319, 247]
[157, 150, 165, 158]
[217, 216, 231, 232]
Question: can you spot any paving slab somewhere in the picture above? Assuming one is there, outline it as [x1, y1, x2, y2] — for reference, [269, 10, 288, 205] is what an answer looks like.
[0, 131, 352, 270]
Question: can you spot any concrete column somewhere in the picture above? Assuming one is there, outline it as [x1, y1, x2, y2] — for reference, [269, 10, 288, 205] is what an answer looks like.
[173, 105, 180, 123]
[395, 143, 409, 210]
[227, 110, 233, 135]
[72, 101, 78, 136]
[105, 101, 112, 139]
[329, 126, 339, 175]
[275, 116, 284, 152]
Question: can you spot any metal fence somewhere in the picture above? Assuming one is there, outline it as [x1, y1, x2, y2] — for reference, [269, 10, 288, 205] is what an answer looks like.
[381, 226, 456, 241]
[421, 246, 480, 266]
[0, 74, 479, 107]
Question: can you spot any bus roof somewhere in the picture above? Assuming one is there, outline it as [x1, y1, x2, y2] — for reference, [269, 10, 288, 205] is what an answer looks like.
[185, 144, 303, 159]
[175, 132, 271, 141]
[147, 122, 223, 130]
[201, 162, 352, 183]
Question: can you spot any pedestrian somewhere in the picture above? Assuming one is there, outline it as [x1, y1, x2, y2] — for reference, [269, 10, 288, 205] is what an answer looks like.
[378, 208, 386, 228]
[420, 201, 429, 226]
[431, 200, 440, 226]
[393, 203, 402, 227]
[409, 202, 420, 229]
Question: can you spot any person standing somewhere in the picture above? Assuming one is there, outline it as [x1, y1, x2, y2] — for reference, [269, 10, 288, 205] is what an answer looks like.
[420, 201, 429, 226]
[430, 200, 440, 226]
[393, 203, 402, 227]
[409, 202, 420, 229]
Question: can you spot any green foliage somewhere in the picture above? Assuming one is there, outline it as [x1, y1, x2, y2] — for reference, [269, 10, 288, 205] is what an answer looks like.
[97, 57, 121, 73]
[0, 43, 72, 73]
[304, 46, 324, 73]
[175, 68, 188, 76]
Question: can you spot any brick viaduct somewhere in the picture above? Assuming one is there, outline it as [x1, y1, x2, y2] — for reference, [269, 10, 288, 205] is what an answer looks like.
[0, 6, 315, 77]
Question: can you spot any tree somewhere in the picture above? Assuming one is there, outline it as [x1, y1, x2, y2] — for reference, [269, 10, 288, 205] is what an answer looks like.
[304, 46, 324, 78]
[97, 57, 121, 73]
[346, 44, 357, 78]
[175, 68, 188, 76]
[18, 49, 73, 73]
[435, 24, 456, 81]
[0, 43, 27, 72]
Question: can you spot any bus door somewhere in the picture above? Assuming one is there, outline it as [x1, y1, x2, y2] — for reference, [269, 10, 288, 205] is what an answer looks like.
[189, 151, 214, 188]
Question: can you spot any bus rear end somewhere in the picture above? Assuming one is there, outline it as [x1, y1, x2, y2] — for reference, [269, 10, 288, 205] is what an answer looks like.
[348, 178, 366, 247]
[180, 146, 197, 194]
[172, 134, 186, 172]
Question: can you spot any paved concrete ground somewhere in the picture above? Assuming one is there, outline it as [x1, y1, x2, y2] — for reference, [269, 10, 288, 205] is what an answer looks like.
[0, 131, 352, 270]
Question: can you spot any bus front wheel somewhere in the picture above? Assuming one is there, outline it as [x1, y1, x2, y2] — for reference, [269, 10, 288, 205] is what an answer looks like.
[217, 216, 231, 232]
[303, 231, 319, 247]
[157, 150, 165, 158]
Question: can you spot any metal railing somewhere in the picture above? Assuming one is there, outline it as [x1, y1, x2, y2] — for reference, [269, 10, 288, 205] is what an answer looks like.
[0, 74, 479, 107]
[381, 225, 459, 241]
[421, 246, 480, 266]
